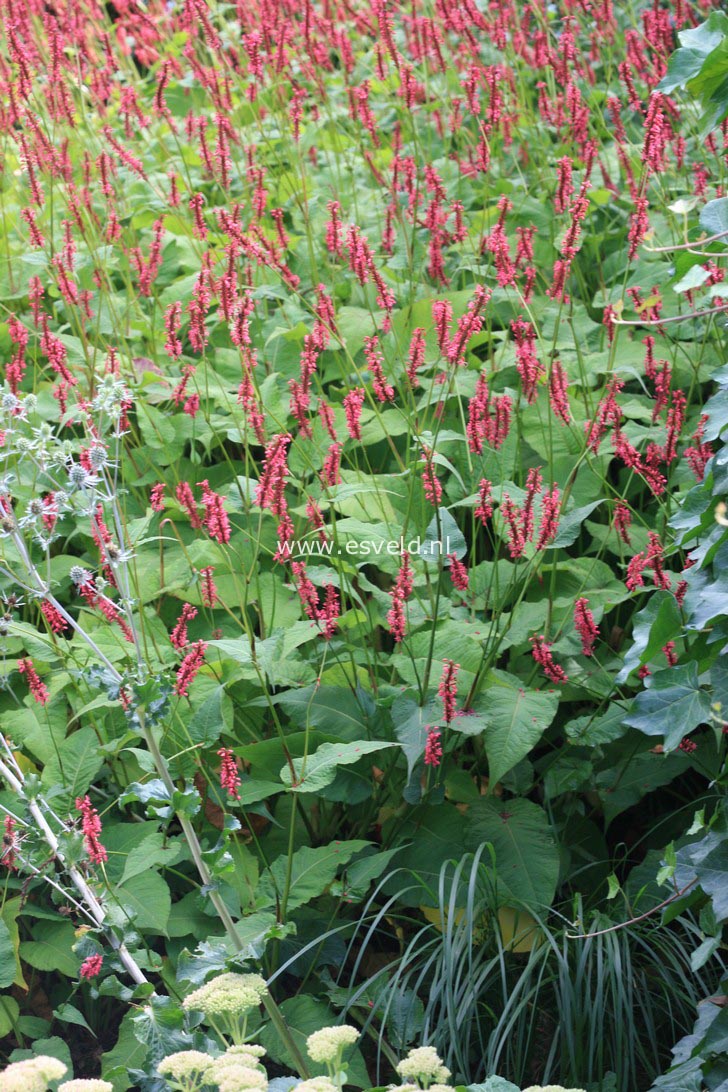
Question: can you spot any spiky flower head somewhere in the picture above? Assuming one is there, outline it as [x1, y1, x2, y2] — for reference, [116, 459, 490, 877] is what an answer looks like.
[395, 1047, 450, 1086]
[59, 1082, 114, 1092]
[305, 1026, 359, 1065]
[181, 972, 268, 1019]
[0, 1056, 67, 1092]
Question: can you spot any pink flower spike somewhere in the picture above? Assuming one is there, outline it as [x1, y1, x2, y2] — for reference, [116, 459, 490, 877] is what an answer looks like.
[80, 954, 103, 980]
[424, 727, 443, 768]
[18, 658, 49, 706]
[75, 796, 108, 865]
[218, 747, 241, 800]
[438, 660, 460, 724]
[574, 598, 599, 657]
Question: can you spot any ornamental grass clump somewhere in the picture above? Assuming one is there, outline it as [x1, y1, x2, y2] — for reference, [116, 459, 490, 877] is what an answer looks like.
[181, 973, 269, 1045]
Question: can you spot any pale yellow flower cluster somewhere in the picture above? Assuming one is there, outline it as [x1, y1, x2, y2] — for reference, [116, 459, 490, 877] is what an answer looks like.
[0, 1057, 67, 1092]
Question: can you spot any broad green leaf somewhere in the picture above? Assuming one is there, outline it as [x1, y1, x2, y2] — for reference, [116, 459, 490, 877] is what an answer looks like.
[0, 917, 17, 989]
[547, 501, 602, 548]
[120, 832, 182, 884]
[464, 798, 559, 910]
[114, 871, 171, 934]
[40, 726, 104, 805]
[616, 591, 683, 683]
[260, 995, 369, 1087]
[20, 921, 79, 978]
[624, 664, 712, 751]
[280, 740, 396, 793]
[274, 686, 379, 741]
[0, 898, 25, 989]
[103, 1010, 149, 1092]
[391, 696, 434, 780]
[256, 841, 370, 911]
[699, 196, 728, 239]
[419, 507, 466, 563]
[0, 998, 19, 1038]
[478, 676, 559, 787]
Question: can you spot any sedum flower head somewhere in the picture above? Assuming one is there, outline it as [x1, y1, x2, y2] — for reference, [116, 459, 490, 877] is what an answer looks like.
[306, 1025, 359, 1064]
[395, 1047, 450, 1085]
[59, 1083, 114, 1092]
[206, 1060, 268, 1092]
[158, 1052, 214, 1081]
[295, 1081, 338, 1092]
[210, 1047, 266, 1071]
[225, 1046, 266, 1060]
[0, 1056, 67, 1092]
[522, 1087, 587, 1092]
[182, 973, 268, 1018]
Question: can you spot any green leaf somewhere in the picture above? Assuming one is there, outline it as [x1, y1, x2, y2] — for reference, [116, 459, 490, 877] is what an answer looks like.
[20, 921, 79, 978]
[419, 508, 466, 563]
[256, 841, 370, 911]
[260, 996, 369, 1088]
[547, 501, 602, 548]
[623, 663, 712, 751]
[40, 726, 104, 806]
[700, 196, 728, 238]
[466, 1080, 520, 1092]
[0, 899, 26, 989]
[274, 686, 379, 741]
[0, 917, 17, 989]
[0, 998, 19, 1038]
[280, 740, 396, 793]
[54, 1003, 94, 1035]
[113, 871, 171, 934]
[464, 798, 560, 910]
[616, 591, 683, 683]
[120, 832, 182, 884]
[102, 1009, 149, 1092]
[391, 696, 436, 780]
[187, 684, 233, 746]
[479, 676, 559, 787]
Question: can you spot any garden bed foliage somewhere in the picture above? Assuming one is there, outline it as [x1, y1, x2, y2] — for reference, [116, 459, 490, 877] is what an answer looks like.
[0, 0, 726, 1090]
